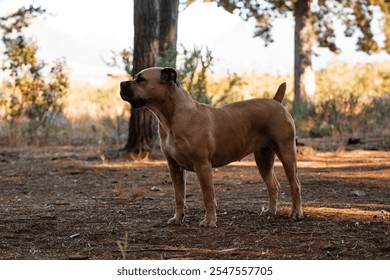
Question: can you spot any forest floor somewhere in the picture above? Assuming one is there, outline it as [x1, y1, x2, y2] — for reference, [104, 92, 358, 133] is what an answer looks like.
[0, 138, 389, 259]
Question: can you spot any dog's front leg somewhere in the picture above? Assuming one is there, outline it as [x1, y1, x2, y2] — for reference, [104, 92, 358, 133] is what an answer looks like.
[167, 158, 186, 225]
[194, 163, 217, 227]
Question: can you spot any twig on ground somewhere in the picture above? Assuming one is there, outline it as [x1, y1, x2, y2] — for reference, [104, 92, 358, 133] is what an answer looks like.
[79, 191, 105, 205]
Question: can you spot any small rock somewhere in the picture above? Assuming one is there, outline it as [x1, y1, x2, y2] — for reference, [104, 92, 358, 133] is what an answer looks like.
[69, 233, 80, 239]
[118, 210, 126, 215]
[350, 190, 365, 197]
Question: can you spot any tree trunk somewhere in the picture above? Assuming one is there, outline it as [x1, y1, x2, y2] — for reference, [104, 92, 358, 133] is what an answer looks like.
[293, 0, 315, 115]
[125, 0, 180, 158]
[127, 106, 159, 157]
[125, 0, 160, 157]
[158, 0, 179, 68]
[133, 0, 160, 74]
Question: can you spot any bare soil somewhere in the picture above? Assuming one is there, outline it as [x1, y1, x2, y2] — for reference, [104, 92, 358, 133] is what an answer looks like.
[0, 143, 389, 260]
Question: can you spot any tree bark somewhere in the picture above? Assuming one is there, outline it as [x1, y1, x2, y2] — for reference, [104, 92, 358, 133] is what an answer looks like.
[293, 0, 315, 114]
[125, 0, 160, 157]
[158, 0, 179, 67]
[127, 106, 159, 156]
[125, 0, 180, 158]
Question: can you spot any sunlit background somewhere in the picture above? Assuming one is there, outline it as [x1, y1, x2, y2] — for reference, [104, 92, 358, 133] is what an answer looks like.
[1, 0, 389, 85]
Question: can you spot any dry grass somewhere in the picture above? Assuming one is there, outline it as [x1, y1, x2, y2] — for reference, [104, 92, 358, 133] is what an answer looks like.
[1, 61, 389, 145]
[114, 184, 130, 204]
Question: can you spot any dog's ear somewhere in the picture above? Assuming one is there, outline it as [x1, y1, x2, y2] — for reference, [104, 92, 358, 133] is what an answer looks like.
[161, 67, 178, 86]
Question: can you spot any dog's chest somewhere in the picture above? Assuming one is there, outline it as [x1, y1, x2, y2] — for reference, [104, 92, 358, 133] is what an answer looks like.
[162, 134, 195, 171]
[165, 141, 177, 158]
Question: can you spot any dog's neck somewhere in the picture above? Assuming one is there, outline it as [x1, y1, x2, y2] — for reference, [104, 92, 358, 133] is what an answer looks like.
[147, 86, 196, 133]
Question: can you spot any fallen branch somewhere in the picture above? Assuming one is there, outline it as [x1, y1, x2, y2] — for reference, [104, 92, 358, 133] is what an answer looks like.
[113, 247, 187, 253]
[289, 231, 325, 234]
[79, 191, 105, 205]
[113, 246, 257, 254]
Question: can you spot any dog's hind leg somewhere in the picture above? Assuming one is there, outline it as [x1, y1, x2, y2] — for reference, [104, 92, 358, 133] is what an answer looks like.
[254, 148, 281, 216]
[167, 158, 186, 225]
[275, 143, 303, 219]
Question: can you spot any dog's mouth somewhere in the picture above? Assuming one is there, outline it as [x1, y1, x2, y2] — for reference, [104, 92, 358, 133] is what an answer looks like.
[128, 97, 146, 109]
[120, 81, 146, 109]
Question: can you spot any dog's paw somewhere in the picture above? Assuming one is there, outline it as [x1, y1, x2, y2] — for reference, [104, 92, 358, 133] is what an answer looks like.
[260, 207, 277, 217]
[290, 209, 304, 220]
[199, 218, 217, 228]
[167, 214, 184, 225]
[167, 217, 182, 225]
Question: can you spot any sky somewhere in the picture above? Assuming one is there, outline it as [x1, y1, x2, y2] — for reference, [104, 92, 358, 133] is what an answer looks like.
[1, 0, 390, 85]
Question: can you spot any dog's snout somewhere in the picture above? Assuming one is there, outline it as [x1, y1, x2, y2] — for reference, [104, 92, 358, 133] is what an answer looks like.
[119, 79, 146, 109]
[120, 81, 129, 89]
[120, 81, 133, 102]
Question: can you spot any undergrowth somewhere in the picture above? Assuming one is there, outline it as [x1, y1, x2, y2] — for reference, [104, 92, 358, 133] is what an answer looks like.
[1, 60, 389, 146]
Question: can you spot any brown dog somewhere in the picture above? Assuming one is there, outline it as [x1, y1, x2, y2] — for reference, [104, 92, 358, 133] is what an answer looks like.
[120, 67, 303, 227]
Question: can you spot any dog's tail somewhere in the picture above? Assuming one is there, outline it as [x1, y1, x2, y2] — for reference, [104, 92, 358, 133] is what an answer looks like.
[273, 82, 286, 103]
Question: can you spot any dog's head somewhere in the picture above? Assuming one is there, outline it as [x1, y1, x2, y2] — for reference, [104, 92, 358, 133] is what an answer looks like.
[120, 67, 178, 109]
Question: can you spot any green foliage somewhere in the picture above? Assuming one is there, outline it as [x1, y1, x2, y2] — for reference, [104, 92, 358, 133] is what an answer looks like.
[195, 0, 390, 54]
[188, 0, 390, 117]
[156, 48, 177, 69]
[110, 45, 215, 104]
[175, 46, 245, 106]
[0, 5, 69, 145]
[0, 5, 46, 42]
[177, 46, 213, 104]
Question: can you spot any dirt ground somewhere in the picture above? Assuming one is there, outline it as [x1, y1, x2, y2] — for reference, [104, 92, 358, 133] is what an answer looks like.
[0, 140, 389, 260]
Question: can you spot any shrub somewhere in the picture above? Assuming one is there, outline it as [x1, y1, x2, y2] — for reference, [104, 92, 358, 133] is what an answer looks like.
[0, 6, 70, 145]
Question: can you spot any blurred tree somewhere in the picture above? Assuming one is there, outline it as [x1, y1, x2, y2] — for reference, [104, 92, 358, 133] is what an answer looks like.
[0, 5, 69, 145]
[188, 0, 390, 115]
[179, 46, 213, 104]
[126, 0, 160, 157]
[158, 0, 179, 68]
[125, 0, 179, 158]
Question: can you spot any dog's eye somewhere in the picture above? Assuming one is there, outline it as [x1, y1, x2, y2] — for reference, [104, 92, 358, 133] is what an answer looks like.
[136, 76, 146, 83]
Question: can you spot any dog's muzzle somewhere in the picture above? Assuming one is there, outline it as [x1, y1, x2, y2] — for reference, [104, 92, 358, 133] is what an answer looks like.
[120, 81, 132, 102]
[120, 81, 146, 109]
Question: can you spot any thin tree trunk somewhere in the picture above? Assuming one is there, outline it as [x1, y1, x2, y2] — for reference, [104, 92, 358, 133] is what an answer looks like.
[293, 0, 315, 115]
[125, 0, 160, 157]
[133, 0, 159, 73]
[158, 0, 179, 68]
